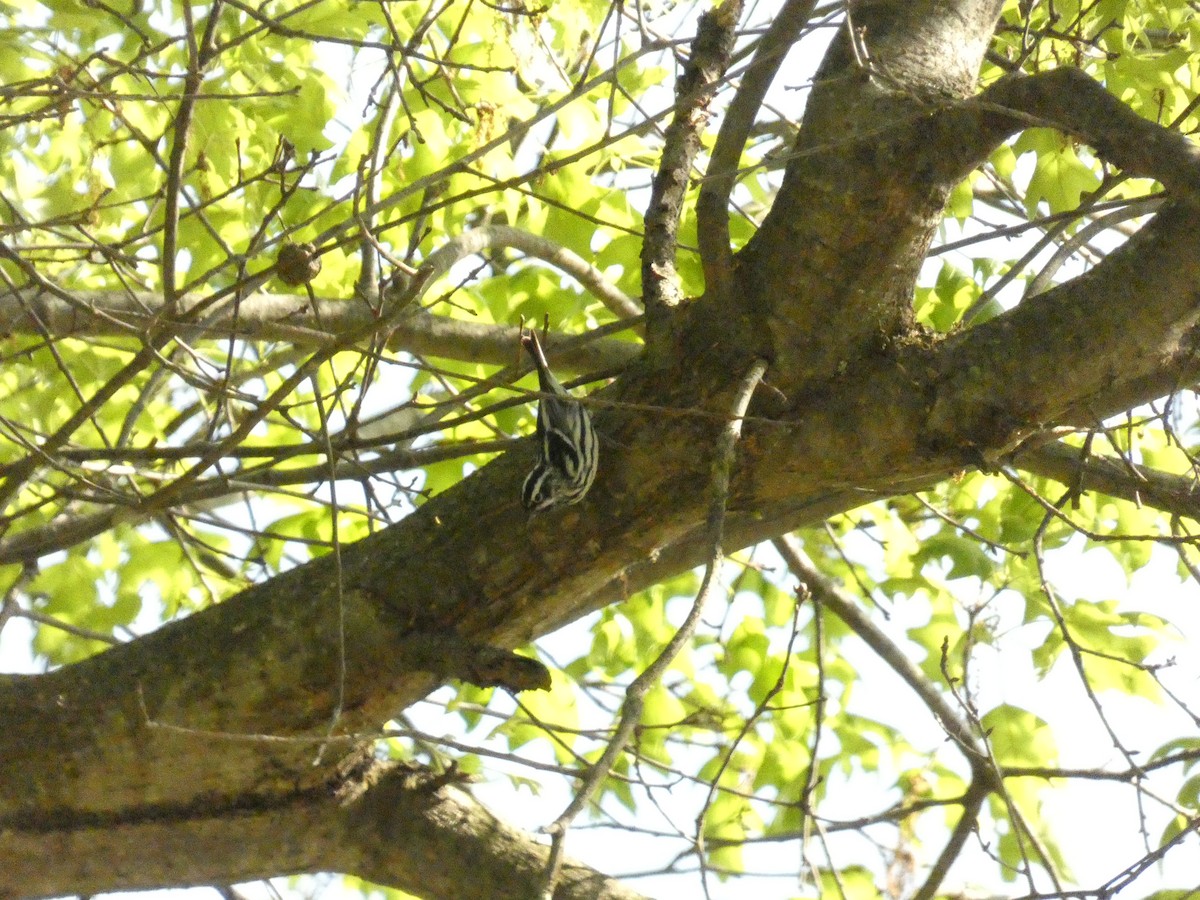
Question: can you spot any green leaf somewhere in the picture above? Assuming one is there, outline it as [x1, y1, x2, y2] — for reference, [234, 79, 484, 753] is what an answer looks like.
[981, 704, 1057, 767]
[947, 175, 975, 222]
[719, 616, 769, 678]
[817, 866, 881, 900]
[1012, 128, 1102, 215]
[1149, 737, 1200, 769]
[915, 261, 979, 331]
[914, 532, 995, 580]
[642, 682, 685, 728]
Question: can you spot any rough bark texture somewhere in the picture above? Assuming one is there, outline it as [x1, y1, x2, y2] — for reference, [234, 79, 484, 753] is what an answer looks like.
[3, 759, 644, 900]
[5, 1, 1200, 897]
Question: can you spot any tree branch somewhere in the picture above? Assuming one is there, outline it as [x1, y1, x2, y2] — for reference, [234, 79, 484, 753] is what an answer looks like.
[641, 0, 742, 321]
[734, 0, 1007, 390]
[464, 224, 640, 320]
[162, 1, 223, 312]
[0, 224, 641, 371]
[925, 202, 1200, 452]
[773, 537, 983, 759]
[1017, 440, 1200, 523]
[971, 66, 1200, 208]
[912, 778, 989, 900]
[695, 0, 817, 296]
[0, 286, 640, 372]
[774, 536, 995, 900]
[4, 759, 646, 900]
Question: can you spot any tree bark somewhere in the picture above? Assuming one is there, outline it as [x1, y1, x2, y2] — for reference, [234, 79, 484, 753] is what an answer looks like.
[5, 1, 1200, 897]
[2, 758, 645, 900]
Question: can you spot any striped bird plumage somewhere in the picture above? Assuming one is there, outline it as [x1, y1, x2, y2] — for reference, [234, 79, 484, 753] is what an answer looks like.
[520, 329, 598, 511]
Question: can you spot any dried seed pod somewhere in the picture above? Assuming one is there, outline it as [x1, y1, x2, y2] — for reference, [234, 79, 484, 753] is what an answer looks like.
[276, 241, 322, 286]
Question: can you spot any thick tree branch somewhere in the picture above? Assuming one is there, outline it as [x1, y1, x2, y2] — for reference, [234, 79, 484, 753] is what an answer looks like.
[0, 287, 638, 371]
[4, 759, 645, 900]
[970, 66, 1200, 208]
[695, 0, 817, 295]
[925, 202, 1200, 450]
[734, 0, 1006, 390]
[641, 0, 741, 321]
[5, 265, 1197, 895]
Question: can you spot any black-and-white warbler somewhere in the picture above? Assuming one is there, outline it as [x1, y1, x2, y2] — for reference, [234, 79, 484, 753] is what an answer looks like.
[520, 328, 598, 511]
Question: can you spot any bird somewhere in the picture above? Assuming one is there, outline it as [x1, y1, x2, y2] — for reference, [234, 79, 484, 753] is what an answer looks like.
[520, 328, 598, 511]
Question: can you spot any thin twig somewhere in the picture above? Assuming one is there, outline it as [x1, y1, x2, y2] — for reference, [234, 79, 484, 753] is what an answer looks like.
[773, 536, 1006, 900]
[415, 223, 640, 320]
[694, 572, 809, 890]
[162, 1, 224, 312]
[774, 537, 982, 756]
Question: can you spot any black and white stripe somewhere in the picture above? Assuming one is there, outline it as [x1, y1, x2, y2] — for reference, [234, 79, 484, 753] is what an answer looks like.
[520, 330, 598, 512]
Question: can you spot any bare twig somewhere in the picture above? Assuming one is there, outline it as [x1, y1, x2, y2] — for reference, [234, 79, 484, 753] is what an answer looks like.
[1007, 815, 1200, 900]
[773, 535, 1008, 900]
[774, 537, 982, 757]
[416, 223, 639, 320]
[915, 778, 990, 900]
[1023, 200, 1163, 299]
[1028, 495, 1145, 775]
[695, 574, 809, 890]
[1000, 464, 1199, 545]
[162, 1, 224, 312]
[15, 607, 123, 646]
